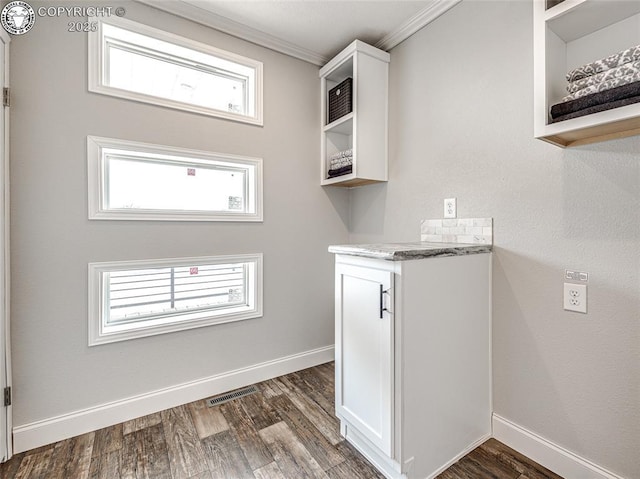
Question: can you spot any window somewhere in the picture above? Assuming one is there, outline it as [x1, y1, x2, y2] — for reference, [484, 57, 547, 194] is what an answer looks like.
[87, 136, 263, 221]
[88, 15, 263, 125]
[88, 254, 263, 345]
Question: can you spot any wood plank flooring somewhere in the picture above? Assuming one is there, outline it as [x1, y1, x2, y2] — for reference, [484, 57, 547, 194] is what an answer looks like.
[1, 362, 563, 479]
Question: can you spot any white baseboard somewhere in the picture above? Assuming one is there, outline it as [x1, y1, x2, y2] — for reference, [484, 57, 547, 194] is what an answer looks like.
[13, 345, 334, 453]
[492, 414, 625, 479]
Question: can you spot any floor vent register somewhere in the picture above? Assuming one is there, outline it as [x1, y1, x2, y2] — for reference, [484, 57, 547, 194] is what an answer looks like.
[206, 385, 258, 407]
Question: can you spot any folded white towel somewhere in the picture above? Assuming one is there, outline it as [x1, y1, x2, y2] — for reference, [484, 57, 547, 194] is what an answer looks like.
[329, 148, 353, 161]
[329, 156, 353, 169]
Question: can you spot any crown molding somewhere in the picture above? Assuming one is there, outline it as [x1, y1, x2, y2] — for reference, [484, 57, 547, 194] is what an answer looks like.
[135, 0, 329, 66]
[136, 0, 462, 67]
[375, 0, 462, 51]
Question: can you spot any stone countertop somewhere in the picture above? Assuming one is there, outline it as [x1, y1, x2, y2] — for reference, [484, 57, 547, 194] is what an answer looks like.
[328, 242, 492, 261]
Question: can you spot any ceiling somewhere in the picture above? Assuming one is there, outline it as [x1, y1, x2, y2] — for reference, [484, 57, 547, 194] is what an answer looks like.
[138, 0, 461, 65]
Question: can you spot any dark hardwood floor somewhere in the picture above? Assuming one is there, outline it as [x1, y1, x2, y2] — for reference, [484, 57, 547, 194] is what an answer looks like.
[1, 362, 563, 479]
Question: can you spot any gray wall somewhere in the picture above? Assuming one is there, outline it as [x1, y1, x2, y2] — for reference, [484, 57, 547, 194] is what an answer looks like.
[349, 1, 639, 477]
[10, 1, 640, 476]
[10, 1, 349, 426]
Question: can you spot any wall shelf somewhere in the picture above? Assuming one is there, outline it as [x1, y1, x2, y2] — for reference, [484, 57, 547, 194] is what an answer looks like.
[534, 0, 640, 147]
[323, 112, 354, 134]
[320, 40, 389, 186]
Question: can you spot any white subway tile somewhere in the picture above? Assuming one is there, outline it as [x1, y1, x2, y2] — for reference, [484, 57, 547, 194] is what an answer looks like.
[420, 218, 493, 245]
[421, 234, 442, 242]
[458, 235, 475, 243]
[473, 218, 492, 227]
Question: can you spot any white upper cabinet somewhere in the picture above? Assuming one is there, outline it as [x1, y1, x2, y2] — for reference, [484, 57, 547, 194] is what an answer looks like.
[320, 40, 389, 187]
[534, 0, 640, 147]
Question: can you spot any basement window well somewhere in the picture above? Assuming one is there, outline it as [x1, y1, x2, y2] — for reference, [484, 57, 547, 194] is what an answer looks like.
[88, 254, 263, 345]
[88, 15, 263, 125]
[87, 136, 263, 222]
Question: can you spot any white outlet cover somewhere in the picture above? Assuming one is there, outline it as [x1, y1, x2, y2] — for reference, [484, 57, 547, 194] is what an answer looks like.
[444, 198, 456, 218]
[563, 283, 587, 314]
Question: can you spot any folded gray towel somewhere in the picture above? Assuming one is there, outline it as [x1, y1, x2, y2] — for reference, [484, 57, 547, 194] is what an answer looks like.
[551, 96, 640, 123]
[566, 44, 640, 82]
[550, 80, 640, 119]
[327, 165, 352, 178]
[567, 60, 640, 94]
[562, 70, 640, 101]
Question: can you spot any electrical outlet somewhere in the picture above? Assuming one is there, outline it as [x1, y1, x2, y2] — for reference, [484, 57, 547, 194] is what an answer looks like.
[563, 283, 587, 313]
[444, 198, 456, 218]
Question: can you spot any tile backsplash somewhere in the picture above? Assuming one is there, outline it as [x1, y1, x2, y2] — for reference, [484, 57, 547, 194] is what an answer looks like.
[421, 218, 493, 245]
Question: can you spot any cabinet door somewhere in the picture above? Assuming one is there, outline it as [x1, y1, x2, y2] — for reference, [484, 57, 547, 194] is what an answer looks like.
[335, 263, 393, 456]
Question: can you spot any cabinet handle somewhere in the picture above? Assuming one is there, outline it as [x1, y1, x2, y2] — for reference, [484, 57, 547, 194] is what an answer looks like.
[379, 284, 389, 318]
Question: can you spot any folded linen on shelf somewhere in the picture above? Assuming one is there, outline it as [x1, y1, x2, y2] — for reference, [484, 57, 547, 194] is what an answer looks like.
[329, 157, 353, 170]
[328, 148, 353, 172]
[566, 44, 640, 82]
[327, 165, 353, 178]
[550, 80, 640, 121]
[551, 95, 640, 123]
[552, 80, 640, 117]
[562, 70, 640, 101]
[567, 60, 640, 94]
[329, 148, 353, 161]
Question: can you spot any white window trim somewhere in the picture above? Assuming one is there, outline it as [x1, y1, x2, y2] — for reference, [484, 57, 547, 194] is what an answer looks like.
[87, 136, 263, 222]
[88, 14, 263, 126]
[88, 254, 263, 346]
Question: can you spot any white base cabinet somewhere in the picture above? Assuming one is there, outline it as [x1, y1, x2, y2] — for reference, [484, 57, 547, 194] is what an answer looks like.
[335, 263, 394, 456]
[334, 253, 492, 479]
